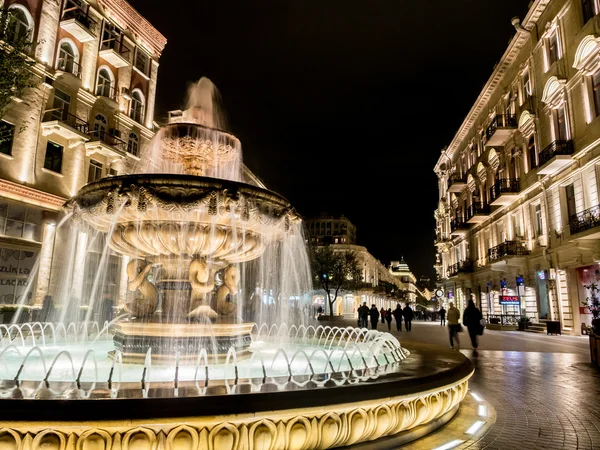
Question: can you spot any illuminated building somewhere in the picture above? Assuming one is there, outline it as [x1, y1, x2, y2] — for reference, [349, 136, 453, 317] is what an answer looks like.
[434, 0, 600, 334]
[0, 0, 166, 314]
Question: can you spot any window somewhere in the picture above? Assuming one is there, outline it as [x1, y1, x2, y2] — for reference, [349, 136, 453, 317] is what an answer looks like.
[101, 22, 121, 51]
[592, 70, 600, 118]
[0, 199, 42, 241]
[557, 106, 568, 140]
[528, 136, 537, 170]
[583, 0, 598, 23]
[548, 30, 560, 66]
[534, 203, 543, 237]
[108, 167, 118, 176]
[0, 121, 15, 156]
[57, 41, 78, 75]
[52, 89, 71, 121]
[96, 68, 113, 98]
[565, 183, 577, 218]
[88, 159, 103, 182]
[93, 114, 107, 139]
[43, 141, 63, 173]
[134, 48, 150, 76]
[522, 69, 532, 100]
[127, 132, 138, 156]
[130, 90, 145, 123]
[6, 5, 33, 44]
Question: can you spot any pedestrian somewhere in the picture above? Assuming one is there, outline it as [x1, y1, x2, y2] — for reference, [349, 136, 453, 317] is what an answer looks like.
[369, 304, 380, 330]
[358, 302, 369, 328]
[392, 303, 403, 331]
[463, 299, 484, 352]
[447, 301, 461, 349]
[439, 306, 446, 326]
[385, 308, 392, 331]
[403, 303, 414, 331]
[380, 307, 386, 324]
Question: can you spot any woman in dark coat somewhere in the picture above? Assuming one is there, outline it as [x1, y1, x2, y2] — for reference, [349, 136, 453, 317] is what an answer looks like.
[392, 304, 403, 331]
[463, 299, 483, 350]
[385, 308, 393, 331]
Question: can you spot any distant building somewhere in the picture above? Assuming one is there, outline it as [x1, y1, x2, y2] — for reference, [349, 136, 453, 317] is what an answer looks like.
[389, 258, 417, 304]
[305, 213, 356, 246]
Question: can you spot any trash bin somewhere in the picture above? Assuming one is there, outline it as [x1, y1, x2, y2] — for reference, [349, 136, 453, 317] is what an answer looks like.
[546, 320, 561, 335]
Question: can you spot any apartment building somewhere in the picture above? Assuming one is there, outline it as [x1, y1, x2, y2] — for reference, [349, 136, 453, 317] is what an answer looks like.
[0, 0, 166, 310]
[434, 0, 600, 335]
[389, 258, 417, 304]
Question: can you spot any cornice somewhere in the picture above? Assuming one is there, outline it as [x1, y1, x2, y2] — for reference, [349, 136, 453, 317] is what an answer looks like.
[0, 179, 66, 211]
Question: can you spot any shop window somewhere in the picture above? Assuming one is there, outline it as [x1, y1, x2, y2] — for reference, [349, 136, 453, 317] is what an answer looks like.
[0, 199, 42, 241]
[44, 141, 63, 173]
[0, 121, 15, 156]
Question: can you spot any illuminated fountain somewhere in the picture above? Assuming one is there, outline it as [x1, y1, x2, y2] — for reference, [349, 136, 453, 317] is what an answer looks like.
[0, 78, 473, 449]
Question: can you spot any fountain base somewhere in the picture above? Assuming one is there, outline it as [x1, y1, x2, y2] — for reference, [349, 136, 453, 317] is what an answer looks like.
[110, 320, 255, 364]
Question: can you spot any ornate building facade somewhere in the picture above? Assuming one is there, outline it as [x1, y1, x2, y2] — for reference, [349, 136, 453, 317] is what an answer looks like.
[434, 0, 600, 335]
[0, 0, 166, 313]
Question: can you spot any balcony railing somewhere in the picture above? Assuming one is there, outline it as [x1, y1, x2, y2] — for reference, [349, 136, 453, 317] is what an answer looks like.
[487, 240, 530, 262]
[62, 6, 97, 32]
[447, 260, 473, 277]
[489, 178, 520, 202]
[100, 37, 131, 62]
[538, 139, 574, 167]
[466, 202, 490, 221]
[42, 110, 89, 134]
[569, 204, 600, 235]
[434, 232, 450, 245]
[56, 57, 81, 78]
[486, 114, 517, 141]
[88, 130, 127, 153]
[450, 217, 467, 232]
[447, 173, 467, 190]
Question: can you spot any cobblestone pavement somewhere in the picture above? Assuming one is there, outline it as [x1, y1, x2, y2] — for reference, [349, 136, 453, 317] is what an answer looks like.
[326, 318, 600, 449]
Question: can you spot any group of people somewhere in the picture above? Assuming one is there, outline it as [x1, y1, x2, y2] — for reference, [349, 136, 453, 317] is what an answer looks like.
[357, 302, 414, 332]
[445, 300, 484, 351]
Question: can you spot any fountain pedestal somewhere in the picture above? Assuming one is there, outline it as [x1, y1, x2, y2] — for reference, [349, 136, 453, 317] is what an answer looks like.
[110, 320, 255, 364]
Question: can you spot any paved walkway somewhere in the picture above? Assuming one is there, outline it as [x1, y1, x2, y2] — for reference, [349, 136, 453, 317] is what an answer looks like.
[325, 318, 600, 449]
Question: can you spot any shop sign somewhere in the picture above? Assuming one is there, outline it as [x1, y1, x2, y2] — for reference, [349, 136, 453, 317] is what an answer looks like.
[499, 295, 520, 305]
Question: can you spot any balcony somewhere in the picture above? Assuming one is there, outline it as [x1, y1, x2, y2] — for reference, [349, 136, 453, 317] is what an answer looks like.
[56, 57, 81, 78]
[99, 38, 131, 68]
[488, 240, 530, 268]
[447, 260, 474, 278]
[466, 202, 491, 224]
[485, 114, 517, 146]
[489, 178, 520, 206]
[41, 110, 90, 143]
[569, 204, 600, 239]
[447, 174, 467, 193]
[537, 140, 574, 175]
[450, 217, 469, 236]
[60, 7, 96, 43]
[85, 130, 127, 159]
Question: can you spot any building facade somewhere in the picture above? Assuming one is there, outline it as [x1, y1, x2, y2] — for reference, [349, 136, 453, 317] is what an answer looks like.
[389, 258, 417, 304]
[0, 0, 166, 312]
[434, 0, 600, 335]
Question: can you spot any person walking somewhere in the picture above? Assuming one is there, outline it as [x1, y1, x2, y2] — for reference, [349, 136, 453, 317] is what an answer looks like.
[402, 303, 414, 332]
[439, 306, 446, 326]
[369, 304, 380, 330]
[385, 308, 392, 331]
[447, 302, 461, 349]
[392, 303, 403, 331]
[357, 302, 369, 328]
[380, 307, 386, 324]
[463, 299, 483, 352]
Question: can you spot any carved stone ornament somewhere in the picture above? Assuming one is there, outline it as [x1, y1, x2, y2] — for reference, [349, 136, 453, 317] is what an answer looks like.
[0, 377, 470, 450]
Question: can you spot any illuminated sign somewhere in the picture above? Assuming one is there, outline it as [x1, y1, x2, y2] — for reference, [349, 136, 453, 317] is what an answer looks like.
[447, 291, 454, 299]
[516, 275, 524, 286]
[499, 295, 520, 305]
[537, 271, 546, 280]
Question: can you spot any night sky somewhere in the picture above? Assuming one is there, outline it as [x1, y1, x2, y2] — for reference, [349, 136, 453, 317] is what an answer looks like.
[128, 0, 531, 281]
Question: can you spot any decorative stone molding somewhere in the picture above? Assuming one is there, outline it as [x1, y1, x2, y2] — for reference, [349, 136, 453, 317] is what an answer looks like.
[0, 377, 470, 450]
[541, 76, 567, 109]
[573, 35, 600, 75]
[0, 179, 65, 211]
[518, 110, 536, 136]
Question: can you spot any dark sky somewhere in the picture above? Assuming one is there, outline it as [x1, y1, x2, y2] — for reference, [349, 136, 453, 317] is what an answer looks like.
[128, 0, 531, 281]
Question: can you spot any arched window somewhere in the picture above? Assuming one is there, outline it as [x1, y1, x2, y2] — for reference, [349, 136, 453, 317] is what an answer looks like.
[56, 40, 79, 76]
[92, 114, 107, 139]
[96, 67, 114, 98]
[127, 132, 138, 156]
[130, 90, 145, 123]
[6, 5, 33, 44]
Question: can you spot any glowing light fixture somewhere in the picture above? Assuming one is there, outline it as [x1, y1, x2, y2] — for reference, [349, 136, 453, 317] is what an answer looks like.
[478, 404, 487, 416]
[433, 440, 464, 450]
[470, 392, 483, 402]
[465, 420, 485, 435]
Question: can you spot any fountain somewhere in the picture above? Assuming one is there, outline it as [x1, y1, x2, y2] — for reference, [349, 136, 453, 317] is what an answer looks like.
[0, 78, 474, 449]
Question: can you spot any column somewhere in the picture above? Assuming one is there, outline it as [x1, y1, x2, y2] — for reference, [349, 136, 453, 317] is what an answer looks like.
[145, 60, 159, 128]
[34, 212, 58, 305]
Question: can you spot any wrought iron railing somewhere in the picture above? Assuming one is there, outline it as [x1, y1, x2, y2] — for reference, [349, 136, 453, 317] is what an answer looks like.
[538, 139, 574, 167]
[487, 240, 530, 262]
[569, 204, 600, 235]
[485, 114, 517, 141]
[61, 6, 97, 32]
[447, 173, 467, 189]
[56, 57, 81, 78]
[100, 37, 131, 62]
[450, 217, 467, 232]
[489, 178, 520, 202]
[434, 232, 450, 244]
[88, 130, 127, 153]
[466, 202, 490, 220]
[447, 260, 473, 277]
[43, 110, 89, 134]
